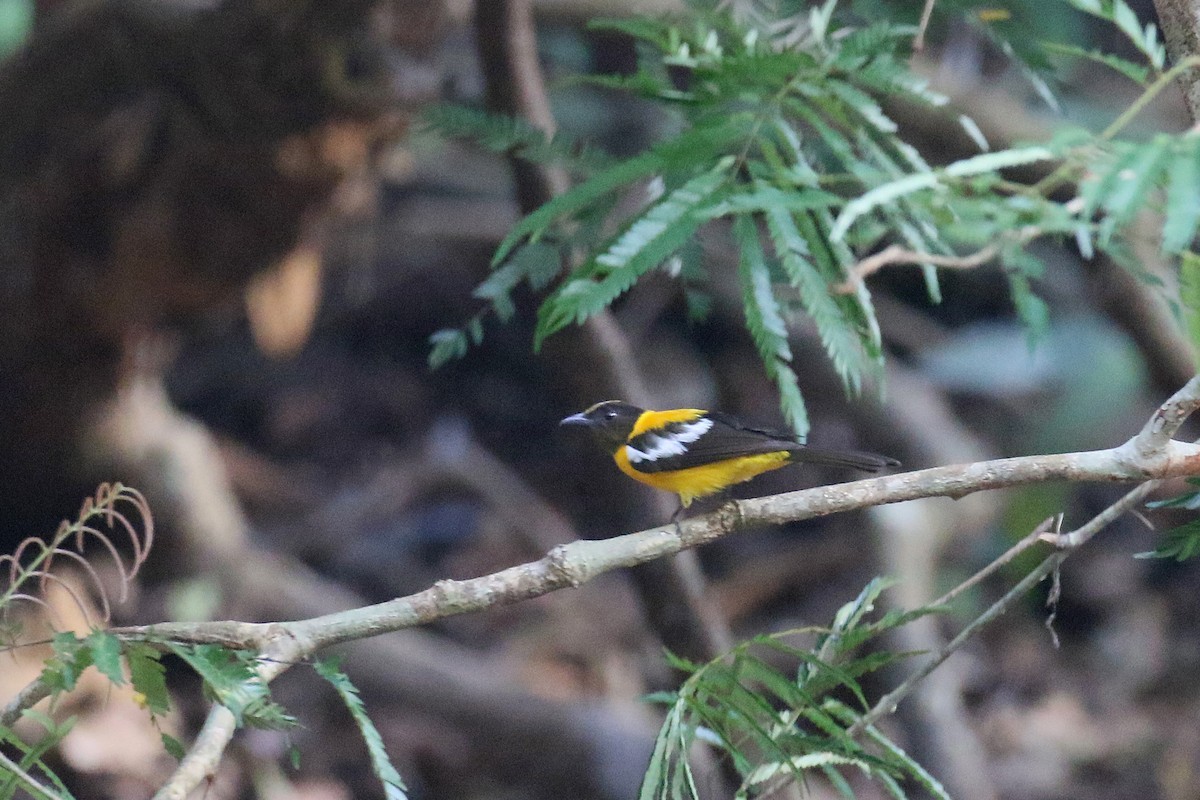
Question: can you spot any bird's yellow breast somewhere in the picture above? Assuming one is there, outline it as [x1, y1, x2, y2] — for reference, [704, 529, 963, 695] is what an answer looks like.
[613, 447, 793, 507]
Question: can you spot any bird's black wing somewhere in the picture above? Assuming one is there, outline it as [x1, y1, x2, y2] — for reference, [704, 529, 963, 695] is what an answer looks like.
[625, 413, 800, 474]
[626, 412, 898, 474]
[707, 412, 899, 471]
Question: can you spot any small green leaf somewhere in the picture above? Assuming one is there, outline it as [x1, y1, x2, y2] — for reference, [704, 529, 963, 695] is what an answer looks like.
[1163, 137, 1200, 253]
[167, 643, 294, 730]
[1064, 0, 1166, 68]
[1179, 252, 1200, 369]
[735, 216, 791, 362]
[831, 173, 939, 242]
[427, 329, 469, 369]
[942, 146, 1056, 178]
[419, 104, 613, 173]
[1006, 272, 1050, 346]
[828, 79, 897, 133]
[42, 632, 90, 693]
[86, 631, 124, 686]
[764, 207, 868, 399]
[745, 753, 872, 786]
[162, 733, 186, 760]
[1098, 135, 1172, 239]
[699, 185, 841, 219]
[1146, 477, 1200, 509]
[733, 214, 812, 435]
[127, 643, 171, 716]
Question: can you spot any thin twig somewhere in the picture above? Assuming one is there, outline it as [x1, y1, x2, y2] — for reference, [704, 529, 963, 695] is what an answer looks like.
[848, 549, 1065, 738]
[113, 416, 1200, 652]
[128, 375, 1200, 798]
[0, 749, 67, 800]
[0, 668, 53, 729]
[914, 0, 938, 51]
[851, 477, 1166, 738]
[1040, 481, 1162, 549]
[834, 243, 1001, 293]
[932, 514, 1059, 609]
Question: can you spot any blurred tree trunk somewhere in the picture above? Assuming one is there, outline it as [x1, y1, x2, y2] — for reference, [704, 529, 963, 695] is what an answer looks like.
[0, 0, 397, 549]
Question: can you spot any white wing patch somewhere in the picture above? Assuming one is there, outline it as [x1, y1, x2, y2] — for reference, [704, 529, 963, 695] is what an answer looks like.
[625, 417, 714, 464]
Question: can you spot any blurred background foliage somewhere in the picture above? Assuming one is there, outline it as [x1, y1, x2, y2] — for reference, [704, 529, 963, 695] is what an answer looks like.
[2, 0, 1200, 798]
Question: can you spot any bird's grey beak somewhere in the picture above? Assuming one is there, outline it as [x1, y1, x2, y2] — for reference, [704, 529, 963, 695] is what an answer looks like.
[559, 412, 591, 427]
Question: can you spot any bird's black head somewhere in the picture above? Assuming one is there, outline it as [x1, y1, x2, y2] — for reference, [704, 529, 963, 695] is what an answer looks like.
[560, 400, 644, 453]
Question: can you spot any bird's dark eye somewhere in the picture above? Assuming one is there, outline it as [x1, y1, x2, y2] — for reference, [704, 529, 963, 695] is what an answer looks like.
[605, 410, 618, 419]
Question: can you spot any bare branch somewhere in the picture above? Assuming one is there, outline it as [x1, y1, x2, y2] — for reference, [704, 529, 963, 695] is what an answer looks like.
[0, 674, 52, 729]
[849, 475, 1164, 738]
[1152, 0, 1200, 121]
[128, 376, 1200, 798]
[848, 547, 1066, 738]
[117, 376, 1200, 654]
[933, 515, 1059, 608]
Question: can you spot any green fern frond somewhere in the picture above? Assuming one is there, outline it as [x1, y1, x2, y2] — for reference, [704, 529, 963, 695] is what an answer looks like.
[1064, 0, 1166, 71]
[534, 159, 734, 347]
[1163, 135, 1200, 253]
[733, 213, 809, 434]
[167, 644, 296, 731]
[640, 579, 945, 800]
[1040, 40, 1151, 84]
[0, 711, 78, 800]
[419, 105, 613, 172]
[315, 658, 408, 800]
[494, 150, 666, 266]
[764, 206, 871, 396]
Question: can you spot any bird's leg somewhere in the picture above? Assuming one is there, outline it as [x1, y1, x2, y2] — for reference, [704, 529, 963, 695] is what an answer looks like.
[671, 502, 686, 538]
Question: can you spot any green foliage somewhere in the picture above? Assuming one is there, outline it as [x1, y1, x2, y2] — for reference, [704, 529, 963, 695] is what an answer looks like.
[167, 643, 297, 730]
[1138, 479, 1200, 561]
[0, 0, 32, 59]
[32, 632, 407, 790]
[40, 632, 94, 693]
[534, 158, 735, 347]
[0, 709, 78, 800]
[1061, 0, 1166, 71]
[1179, 252, 1200, 367]
[314, 657, 409, 800]
[1135, 518, 1200, 561]
[127, 642, 171, 715]
[420, 104, 615, 174]
[641, 578, 947, 799]
[85, 630, 124, 685]
[428, 0, 1197, 436]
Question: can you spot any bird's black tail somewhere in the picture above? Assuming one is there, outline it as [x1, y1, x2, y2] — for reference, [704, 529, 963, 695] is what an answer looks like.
[789, 445, 900, 472]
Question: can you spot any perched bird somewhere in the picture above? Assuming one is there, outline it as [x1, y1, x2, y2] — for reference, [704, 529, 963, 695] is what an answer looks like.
[561, 400, 898, 510]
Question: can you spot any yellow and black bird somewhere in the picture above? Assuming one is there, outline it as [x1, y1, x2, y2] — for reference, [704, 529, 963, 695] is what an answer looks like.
[561, 401, 898, 510]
